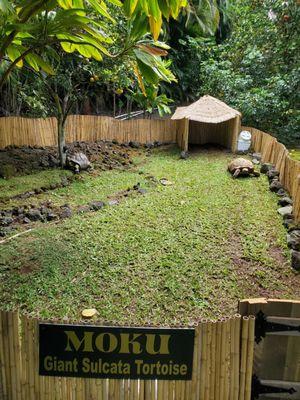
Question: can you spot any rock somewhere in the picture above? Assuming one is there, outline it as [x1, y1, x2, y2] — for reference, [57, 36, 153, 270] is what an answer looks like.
[260, 163, 274, 174]
[137, 188, 147, 195]
[278, 197, 293, 207]
[291, 250, 300, 271]
[89, 201, 105, 211]
[252, 152, 262, 161]
[252, 158, 260, 165]
[23, 217, 31, 224]
[159, 178, 174, 186]
[46, 213, 57, 221]
[108, 199, 119, 206]
[277, 205, 293, 218]
[0, 216, 13, 226]
[269, 180, 283, 192]
[287, 230, 300, 251]
[267, 169, 280, 180]
[129, 141, 140, 149]
[0, 164, 17, 179]
[133, 183, 140, 190]
[154, 141, 162, 147]
[112, 139, 119, 145]
[276, 188, 288, 197]
[61, 177, 69, 187]
[180, 151, 189, 160]
[145, 142, 154, 149]
[0, 227, 13, 237]
[60, 206, 72, 219]
[26, 209, 43, 221]
[82, 308, 98, 319]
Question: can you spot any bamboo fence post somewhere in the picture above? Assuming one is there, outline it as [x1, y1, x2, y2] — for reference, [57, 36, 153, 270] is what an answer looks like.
[214, 320, 222, 400]
[244, 316, 255, 400]
[199, 322, 207, 400]
[239, 317, 249, 400]
[0, 311, 7, 400]
[7, 312, 17, 400]
[12, 311, 22, 400]
[209, 321, 217, 400]
[191, 323, 200, 400]
[219, 318, 227, 400]
[233, 315, 241, 400]
[204, 321, 212, 400]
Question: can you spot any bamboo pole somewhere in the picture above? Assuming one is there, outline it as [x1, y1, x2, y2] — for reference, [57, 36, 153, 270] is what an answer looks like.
[0, 311, 7, 400]
[233, 315, 241, 400]
[239, 317, 249, 400]
[209, 321, 217, 400]
[244, 316, 255, 400]
[199, 322, 207, 400]
[214, 320, 222, 400]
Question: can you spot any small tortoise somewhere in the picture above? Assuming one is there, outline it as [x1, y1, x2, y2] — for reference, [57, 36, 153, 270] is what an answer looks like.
[228, 158, 260, 179]
[66, 152, 91, 173]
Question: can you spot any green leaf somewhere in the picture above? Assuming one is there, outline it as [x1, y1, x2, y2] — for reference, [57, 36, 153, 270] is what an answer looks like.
[87, 0, 115, 22]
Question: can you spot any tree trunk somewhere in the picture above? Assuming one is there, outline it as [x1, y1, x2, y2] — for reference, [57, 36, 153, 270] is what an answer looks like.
[58, 117, 67, 167]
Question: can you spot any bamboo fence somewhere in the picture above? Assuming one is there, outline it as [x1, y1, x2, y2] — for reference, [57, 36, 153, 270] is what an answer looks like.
[0, 116, 179, 148]
[242, 126, 300, 222]
[0, 310, 256, 400]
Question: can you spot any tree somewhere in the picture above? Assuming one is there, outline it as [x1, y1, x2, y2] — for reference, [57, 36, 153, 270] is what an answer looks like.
[0, 0, 187, 165]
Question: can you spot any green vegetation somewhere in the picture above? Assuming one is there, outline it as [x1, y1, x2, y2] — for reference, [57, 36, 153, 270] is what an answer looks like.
[0, 169, 72, 201]
[1, 147, 299, 324]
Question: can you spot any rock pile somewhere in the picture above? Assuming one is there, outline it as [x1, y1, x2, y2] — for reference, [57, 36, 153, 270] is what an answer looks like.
[260, 162, 300, 271]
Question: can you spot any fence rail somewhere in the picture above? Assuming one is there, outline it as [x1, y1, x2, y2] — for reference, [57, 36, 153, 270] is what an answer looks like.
[0, 310, 255, 400]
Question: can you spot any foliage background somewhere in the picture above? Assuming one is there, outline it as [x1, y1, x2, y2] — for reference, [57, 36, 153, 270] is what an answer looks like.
[0, 0, 299, 144]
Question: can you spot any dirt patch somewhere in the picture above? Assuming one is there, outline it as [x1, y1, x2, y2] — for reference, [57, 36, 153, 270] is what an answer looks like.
[228, 231, 299, 299]
[0, 140, 141, 178]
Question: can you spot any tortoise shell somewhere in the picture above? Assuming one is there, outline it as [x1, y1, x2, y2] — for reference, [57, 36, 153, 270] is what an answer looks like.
[228, 158, 254, 173]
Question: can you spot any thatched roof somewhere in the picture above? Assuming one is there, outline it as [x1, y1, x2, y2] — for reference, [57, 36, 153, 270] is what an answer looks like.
[171, 95, 241, 124]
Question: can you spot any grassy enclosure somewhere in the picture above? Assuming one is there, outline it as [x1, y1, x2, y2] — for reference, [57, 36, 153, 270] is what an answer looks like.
[0, 146, 299, 325]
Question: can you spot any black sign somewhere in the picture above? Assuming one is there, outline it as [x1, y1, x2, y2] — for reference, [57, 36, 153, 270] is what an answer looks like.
[39, 323, 195, 380]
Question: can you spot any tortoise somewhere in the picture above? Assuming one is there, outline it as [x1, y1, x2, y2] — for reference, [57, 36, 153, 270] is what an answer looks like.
[228, 158, 260, 179]
[66, 152, 91, 173]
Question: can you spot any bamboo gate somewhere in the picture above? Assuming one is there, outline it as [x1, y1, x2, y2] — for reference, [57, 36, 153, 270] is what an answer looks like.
[0, 116, 299, 222]
[0, 310, 256, 400]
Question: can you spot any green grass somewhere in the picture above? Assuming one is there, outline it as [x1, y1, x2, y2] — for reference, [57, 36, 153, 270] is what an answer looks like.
[0, 146, 299, 325]
[289, 149, 300, 161]
[0, 169, 72, 202]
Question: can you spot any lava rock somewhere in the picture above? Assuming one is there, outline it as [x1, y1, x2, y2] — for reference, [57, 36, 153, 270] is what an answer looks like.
[60, 206, 72, 218]
[0, 216, 13, 226]
[252, 152, 262, 161]
[0, 227, 13, 237]
[23, 217, 31, 224]
[283, 218, 295, 230]
[89, 201, 105, 211]
[180, 151, 189, 160]
[278, 197, 293, 207]
[287, 230, 300, 251]
[26, 209, 43, 221]
[145, 142, 154, 149]
[129, 141, 140, 149]
[137, 188, 147, 195]
[276, 188, 288, 197]
[46, 213, 57, 221]
[252, 158, 260, 165]
[260, 163, 274, 174]
[291, 250, 300, 271]
[277, 205, 293, 218]
[267, 169, 280, 180]
[270, 180, 283, 192]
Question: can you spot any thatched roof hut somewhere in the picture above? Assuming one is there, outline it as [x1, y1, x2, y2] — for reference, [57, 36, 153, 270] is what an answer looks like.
[172, 95, 242, 152]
